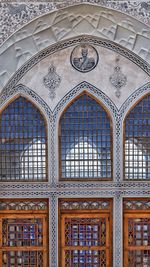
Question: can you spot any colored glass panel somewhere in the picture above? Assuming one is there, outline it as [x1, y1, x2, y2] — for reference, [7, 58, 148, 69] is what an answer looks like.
[0, 97, 47, 181]
[65, 250, 106, 267]
[2, 251, 43, 267]
[65, 217, 106, 246]
[125, 95, 150, 179]
[60, 94, 112, 179]
[128, 250, 150, 267]
[2, 218, 43, 247]
[128, 218, 150, 246]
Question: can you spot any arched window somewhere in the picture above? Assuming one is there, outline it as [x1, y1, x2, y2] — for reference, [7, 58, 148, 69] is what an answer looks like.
[124, 94, 150, 180]
[59, 93, 112, 180]
[0, 97, 47, 181]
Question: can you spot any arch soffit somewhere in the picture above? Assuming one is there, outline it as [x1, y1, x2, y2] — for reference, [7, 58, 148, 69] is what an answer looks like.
[1, 1, 149, 47]
[0, 3, 150, 89]
[1, 3, 150, 55]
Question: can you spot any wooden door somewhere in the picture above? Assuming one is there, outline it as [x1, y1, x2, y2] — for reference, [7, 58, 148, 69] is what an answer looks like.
[59, 199, 112, 267]
[124, 199, 150, 267]
[0, 200, 48, 267]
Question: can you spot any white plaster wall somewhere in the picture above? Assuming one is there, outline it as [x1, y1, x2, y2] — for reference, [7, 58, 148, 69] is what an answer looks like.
[0, 3, 150, 90]
[19, 45, 150, 110]
[0, 3, 150, 267]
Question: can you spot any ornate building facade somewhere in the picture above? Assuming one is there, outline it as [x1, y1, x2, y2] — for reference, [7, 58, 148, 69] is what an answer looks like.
[0, 1, 150, 266]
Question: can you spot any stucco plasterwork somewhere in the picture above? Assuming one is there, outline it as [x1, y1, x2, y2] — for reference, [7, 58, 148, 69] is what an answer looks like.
[0, 3, 150, 89]
[1, 36, 150, 107]
[0, 0, 150, 48]
[0, 3, 150, 267]
[19, 44, 149, 110]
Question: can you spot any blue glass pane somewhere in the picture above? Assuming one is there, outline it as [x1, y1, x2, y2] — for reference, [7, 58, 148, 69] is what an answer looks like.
[125, 95, 150, 179]
[65, 250, 106, 266]
[60, 94, 112, 179]
[0, 97, 47, 181]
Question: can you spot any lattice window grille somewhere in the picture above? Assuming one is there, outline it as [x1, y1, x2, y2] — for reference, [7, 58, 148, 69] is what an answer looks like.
[60, 94, 112, 180]
[0, 96, 47, 181]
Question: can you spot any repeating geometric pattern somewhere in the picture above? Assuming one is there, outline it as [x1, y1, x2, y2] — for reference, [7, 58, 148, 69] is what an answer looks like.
[60, 200, 111, 210]
[0, 0, 150, 47]
[0, 200, 48, 210]
[0, 41, 149, 266]
[0, 4, 150, 91]
[0, 81, 150, 187]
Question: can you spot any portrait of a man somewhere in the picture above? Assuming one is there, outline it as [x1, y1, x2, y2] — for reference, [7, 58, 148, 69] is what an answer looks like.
[71, 44, 99, 72]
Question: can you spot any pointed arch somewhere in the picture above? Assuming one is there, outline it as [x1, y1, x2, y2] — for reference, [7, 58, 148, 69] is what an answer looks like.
[124, 93, 150, 180]
[0, 95, 47, 181]
[54, 81, 117, 122]
[0, 84, 52, 119]
[59, 91, 113, 180]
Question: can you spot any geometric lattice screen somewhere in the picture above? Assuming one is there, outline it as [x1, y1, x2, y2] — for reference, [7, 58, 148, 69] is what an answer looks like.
[59, 93, 112, 180]
[124, 199, 150, 267]
[0, 97, 47, 181]
[59, 199, 112, 267]
[0, 199, 48, 267]
[124, 94, 150, 180]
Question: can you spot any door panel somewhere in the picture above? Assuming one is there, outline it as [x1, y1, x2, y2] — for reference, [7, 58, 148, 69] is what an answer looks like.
[124, 199, 150, 267]
[0, 200, 48, 267]
[59, 199, 112, 267]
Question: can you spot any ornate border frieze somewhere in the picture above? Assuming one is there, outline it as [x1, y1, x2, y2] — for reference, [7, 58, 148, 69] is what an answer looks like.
[1, 181, 150, 190]
[124, 199, 150, 210]
[0, 1, 150, 47]
[0, 200, 48, 210]
[50, 195, 57, 267]
[0, 190, 150, 198]
[60, 199, 111, 210]
[114, 194, 122, 267]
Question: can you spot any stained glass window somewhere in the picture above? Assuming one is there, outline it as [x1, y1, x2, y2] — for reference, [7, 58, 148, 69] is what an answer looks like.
[124, 94, 150, 179]
[59, 94, 112, 180]
[0, 97, 47, 181]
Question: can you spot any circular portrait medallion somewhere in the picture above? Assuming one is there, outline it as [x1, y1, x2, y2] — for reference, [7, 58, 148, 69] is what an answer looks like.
[71, 44, 99, 73]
